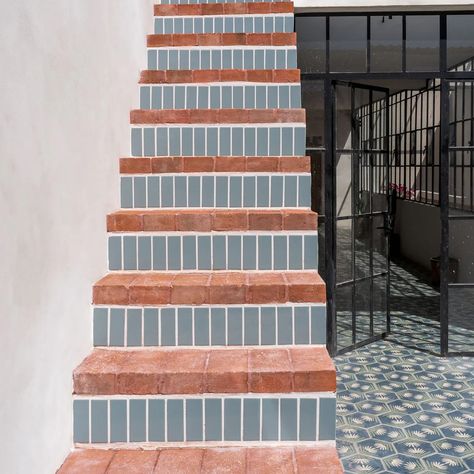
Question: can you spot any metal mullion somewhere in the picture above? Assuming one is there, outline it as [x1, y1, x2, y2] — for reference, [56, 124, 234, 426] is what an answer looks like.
[440, 79, 450, 356]
[471, 80, 474, 212]
[384, 88, 391, 335]
[402, 15, 407, 73]
[462, 81, 466, 210]
[433, 84, 437, 205]
[326, 78, 336, 356]
[350, 84, 357, 346]
[369, 88, 374, 338]
[453, 82, 458, 210]
[419, 92, 424, 203]
[425, 85, 430, 204]
[367, 14, 371, 73]
[403, 90, 408, 199]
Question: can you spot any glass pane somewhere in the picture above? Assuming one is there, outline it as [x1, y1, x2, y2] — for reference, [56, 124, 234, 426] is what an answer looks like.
[318, 220, 326, 280]
[336, 154, 352, 217]
[354, 217, 371, 279]
[295, 16, 326, 73]
[448, 15, 474, 70]
[311, 151, 325, 214]
[370, 15, 403, 72]
[355, 279, 371, 343]
[449, 151, 474, 214]
[336, 284, 353, 351]
[406, 15, 440, 72]
[330, 16, 367, 72]
[335, 85, 352, 151]
[449, 81, 474, 140]
[372, 152, 388, 211]
[373, 275, 388, 335]
[448, 286, 474, 353]
[373, 214, 388, 274]
[449, 219, 474, 283]
[336, 220, 352, 284]
[303, 81, 326, 149]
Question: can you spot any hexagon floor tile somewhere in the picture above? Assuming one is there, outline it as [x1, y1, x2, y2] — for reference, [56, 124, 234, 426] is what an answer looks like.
[335, 337, 474, 473]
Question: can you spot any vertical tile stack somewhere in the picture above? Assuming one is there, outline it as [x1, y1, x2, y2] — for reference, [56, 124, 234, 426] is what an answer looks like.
[58, 1, 342, 472]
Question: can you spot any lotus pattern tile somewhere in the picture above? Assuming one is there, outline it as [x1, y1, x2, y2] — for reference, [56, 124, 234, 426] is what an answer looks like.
[335, 339, 474, 473]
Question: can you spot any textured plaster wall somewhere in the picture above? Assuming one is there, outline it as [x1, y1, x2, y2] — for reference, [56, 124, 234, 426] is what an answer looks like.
[0, 1, 154, 472]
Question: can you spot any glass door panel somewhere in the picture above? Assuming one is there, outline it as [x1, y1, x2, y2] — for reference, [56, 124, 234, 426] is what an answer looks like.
[333, 81, 391, 353]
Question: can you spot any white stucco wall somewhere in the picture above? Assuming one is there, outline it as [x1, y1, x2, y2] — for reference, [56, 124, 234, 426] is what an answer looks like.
[0, 1, 154, 472]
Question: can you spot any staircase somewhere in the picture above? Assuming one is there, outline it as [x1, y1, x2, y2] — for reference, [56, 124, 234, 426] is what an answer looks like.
[58, 1, 342, 472]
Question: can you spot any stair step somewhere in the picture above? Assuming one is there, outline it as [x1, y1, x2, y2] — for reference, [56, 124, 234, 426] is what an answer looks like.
[139, 69, 300, 84]
[73, 346, 335, 395]
[139, 83, 301, 110]
[107, 209, 317, 232]
[107, 232, 317, 272]
[120, 173, 311, 209]
[120, 156, 310, 174]
[130, 109, 304, 124]
[130, 124, 306, 157]
[92, 271, 326, 305]
[92, 303, 326, 348]
[58, 447, 343, 474]
[155, 15, 293, 35]
[147, 47, 297, 71]
[160, 0, 290, 4]
[147, 32, 295, 48]
[154, 2, 293, 16]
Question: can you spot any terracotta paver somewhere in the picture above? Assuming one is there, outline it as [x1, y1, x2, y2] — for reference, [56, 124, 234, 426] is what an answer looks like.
[73, 347, 335, 395]
[107, 209, 317, 232]
[153, 2, 294, 16]
[58, 447, 343, 473]
[139, 69, 300, 84]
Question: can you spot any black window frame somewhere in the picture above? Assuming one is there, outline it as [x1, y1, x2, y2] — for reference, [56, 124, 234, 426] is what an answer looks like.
[298, 11, 474, 357]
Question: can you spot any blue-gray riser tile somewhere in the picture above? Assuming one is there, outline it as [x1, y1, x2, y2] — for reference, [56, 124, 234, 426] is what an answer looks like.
[120, 174, 310, 209]
[108, 233, 318, 272]
[139, 84, 301, 110]
[130, 126, 306, 157]
[147, 47, 297, 70]
[93, 304, 326, 348]
[161, 0, 288, 4]
[154, 15, 294, 34]
[73, 395, 336, 444]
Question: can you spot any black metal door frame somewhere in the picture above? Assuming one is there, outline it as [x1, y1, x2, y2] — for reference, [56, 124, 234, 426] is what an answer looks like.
[326, 80, 391, 355]
[299, 11, 474, 356]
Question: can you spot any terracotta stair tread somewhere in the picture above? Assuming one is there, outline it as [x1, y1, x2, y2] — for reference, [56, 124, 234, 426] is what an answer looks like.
[130, 108, 305, 124]
[147, 32, 296, 48]
[154, 2, 294, 16]
[73, 346, 335, 395]
[139, 69, 300, 84]
[120, 156, 310, 174]
[107, 209, 317, 232]
[93, 271, 325, 306]
[58, 446, 343, 474]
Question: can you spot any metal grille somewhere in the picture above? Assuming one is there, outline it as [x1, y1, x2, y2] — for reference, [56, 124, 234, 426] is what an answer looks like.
[357, 82, 441, 206]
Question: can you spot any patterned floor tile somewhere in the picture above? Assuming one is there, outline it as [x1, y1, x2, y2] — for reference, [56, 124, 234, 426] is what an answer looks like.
[335, 339, 474, 474]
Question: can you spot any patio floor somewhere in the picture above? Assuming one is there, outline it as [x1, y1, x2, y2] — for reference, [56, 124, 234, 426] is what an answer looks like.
[335, 325, 474, 473]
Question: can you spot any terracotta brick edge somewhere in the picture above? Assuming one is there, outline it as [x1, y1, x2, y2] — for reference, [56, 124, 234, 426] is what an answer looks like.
[92, 271, 326, 306]
[73, 346, 335, 395]
[147, 33, 296, 47]
[154, 2, 294, 16]
[140, 69, 300, 84]
[107, 209, 317, 232]
[120, 156, 311, 174]
[58, 447, 343, 474]
[130, 108, 305, 124]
